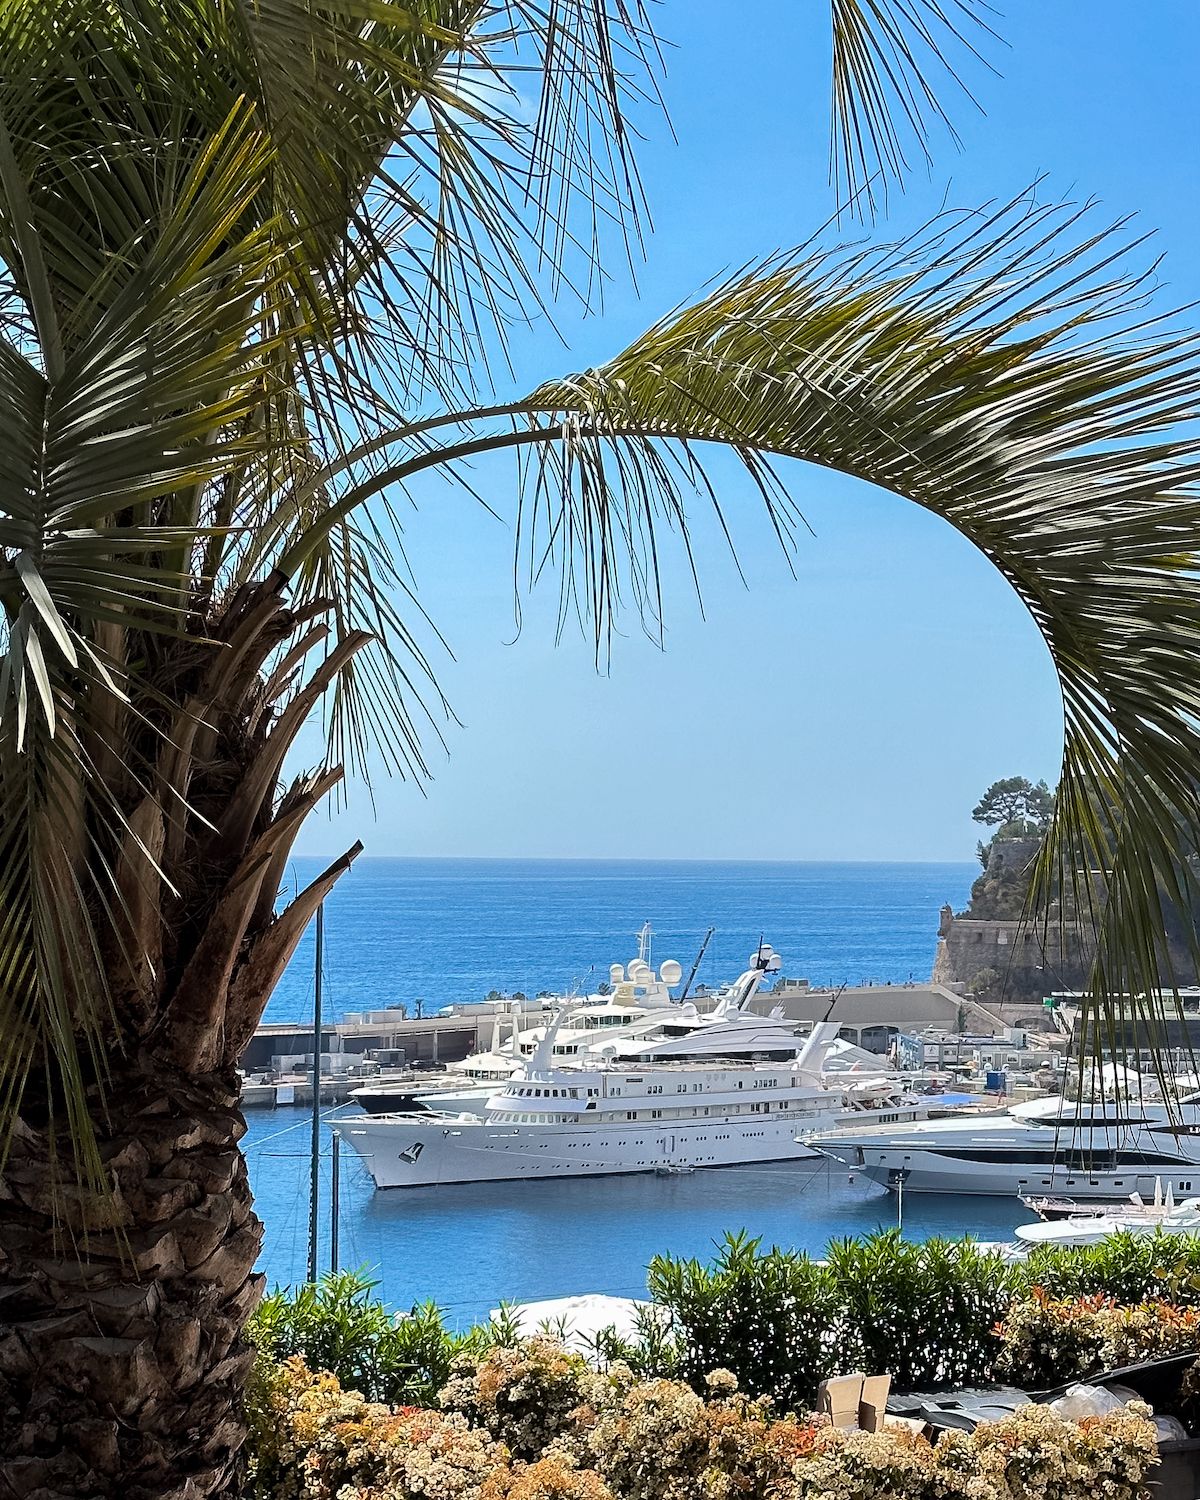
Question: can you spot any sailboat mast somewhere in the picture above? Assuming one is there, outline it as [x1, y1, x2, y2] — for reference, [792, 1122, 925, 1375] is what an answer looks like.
[307, 903, 324, 1284]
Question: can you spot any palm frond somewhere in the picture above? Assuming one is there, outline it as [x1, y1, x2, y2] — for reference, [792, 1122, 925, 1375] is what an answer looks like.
[328, 193, 1200, 1080]
[830, 0, 1004, 217]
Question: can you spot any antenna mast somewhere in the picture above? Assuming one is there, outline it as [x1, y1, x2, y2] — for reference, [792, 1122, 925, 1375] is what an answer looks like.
[678, 927, 715, 1004]
[306, 903, 324, 1284]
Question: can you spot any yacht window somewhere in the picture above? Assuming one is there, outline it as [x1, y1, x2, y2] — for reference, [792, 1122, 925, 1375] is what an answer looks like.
[651, 1110, 662, 1119]
[627, 1111, 637, 1120]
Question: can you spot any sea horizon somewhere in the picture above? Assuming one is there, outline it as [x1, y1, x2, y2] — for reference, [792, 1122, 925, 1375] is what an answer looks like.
[267, 856, 976, 1026]
[290, 852, 978, 866]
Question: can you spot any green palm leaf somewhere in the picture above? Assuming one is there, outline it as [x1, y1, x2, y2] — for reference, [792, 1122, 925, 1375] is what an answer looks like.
[281, 194, 1200, 1097]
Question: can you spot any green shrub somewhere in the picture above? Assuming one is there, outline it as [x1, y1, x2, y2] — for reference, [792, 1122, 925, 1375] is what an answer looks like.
[1026, 1230, 1200, 1306]
[824, 1229, 1018, 1391]
[646, 1231, 840, 1410]
[248, 1269, 499, 1406]
[648, 1230, 1019, 1402]
[583, 1305, 683, 1381]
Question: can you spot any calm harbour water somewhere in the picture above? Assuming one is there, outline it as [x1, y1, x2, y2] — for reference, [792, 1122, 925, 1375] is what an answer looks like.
[247, 857, 1024, 1324]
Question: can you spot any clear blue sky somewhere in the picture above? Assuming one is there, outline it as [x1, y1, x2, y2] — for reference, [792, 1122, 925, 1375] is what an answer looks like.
[292, 2, 1200, 863]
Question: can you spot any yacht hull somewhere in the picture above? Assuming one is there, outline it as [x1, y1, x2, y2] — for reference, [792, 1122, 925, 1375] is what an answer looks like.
[336, 1113, 820, 1188]
[827, 1141, 1200, 1199]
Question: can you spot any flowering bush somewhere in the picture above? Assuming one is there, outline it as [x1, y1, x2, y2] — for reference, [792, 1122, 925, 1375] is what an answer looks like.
[245, 1355, 504, 1500]
[995, 1289, 1200, 1387]
[935, 1400, 1157, 1500]
[582, 1367, 826, 1500]
[246, 1341, 1159, 1500]
[481, 1456, 615, 1500]
[438, 1336, 618, 1460]
[780, 1424, 937, 1500]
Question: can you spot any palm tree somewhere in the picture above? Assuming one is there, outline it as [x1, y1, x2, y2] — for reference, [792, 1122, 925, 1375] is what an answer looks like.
[2, 2, 1200, 1495]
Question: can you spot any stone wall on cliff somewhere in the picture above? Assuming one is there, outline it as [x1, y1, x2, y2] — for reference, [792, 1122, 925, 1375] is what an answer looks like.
[931, 908, 1092, 1001]
[932, 834, 1093, 1001]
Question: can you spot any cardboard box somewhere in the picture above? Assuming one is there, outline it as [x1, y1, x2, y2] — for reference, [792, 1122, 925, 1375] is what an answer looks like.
[818, 1374, 864, 1430]
[859, 1375, 892, 1431]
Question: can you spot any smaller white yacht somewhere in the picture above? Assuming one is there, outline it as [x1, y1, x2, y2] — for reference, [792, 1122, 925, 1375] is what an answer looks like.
[1014, 1192, 1200, 1248]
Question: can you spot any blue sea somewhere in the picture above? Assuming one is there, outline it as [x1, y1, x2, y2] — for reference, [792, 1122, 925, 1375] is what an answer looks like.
[246, 858, 1031, 1324]
[265, 857, 976, 1023]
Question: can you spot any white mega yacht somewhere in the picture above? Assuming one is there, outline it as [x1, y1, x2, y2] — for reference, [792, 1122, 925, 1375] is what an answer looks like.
[334, 946, 936, 1189]
[808, 1088, 1200, 1200]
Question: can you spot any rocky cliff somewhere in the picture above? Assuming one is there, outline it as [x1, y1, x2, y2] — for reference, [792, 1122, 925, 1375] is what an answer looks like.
[931, 835, 1092, 1002]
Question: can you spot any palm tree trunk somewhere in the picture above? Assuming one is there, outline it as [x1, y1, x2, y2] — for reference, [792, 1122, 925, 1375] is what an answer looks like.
[0, 1064, 264, 1499]
[0, 581, 364, 1497]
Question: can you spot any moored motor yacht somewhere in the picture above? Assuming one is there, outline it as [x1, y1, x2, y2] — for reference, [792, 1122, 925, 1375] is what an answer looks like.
[349, 925, 692, 1115]
[808, 1083, 1200, 1200]
[1014, 1192, 1200, 1248]
[350, 934, 830, 1118]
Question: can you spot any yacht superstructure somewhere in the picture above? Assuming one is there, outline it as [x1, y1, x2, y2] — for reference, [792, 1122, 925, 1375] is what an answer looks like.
[335, 944, 939, 1188]
[349, 926, 688, 1115]
[350, 932, 811, 1117]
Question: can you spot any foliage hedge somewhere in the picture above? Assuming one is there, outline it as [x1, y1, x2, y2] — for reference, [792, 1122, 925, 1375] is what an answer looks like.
[249, 1229, 1200, 1412]
[250, 1270, 521, 1407]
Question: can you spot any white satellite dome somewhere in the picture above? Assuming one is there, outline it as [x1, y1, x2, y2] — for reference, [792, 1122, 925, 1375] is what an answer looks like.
[609, 964, 625, 984]
[627, 959, 651, 983]
[659, 959, 683, 985]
